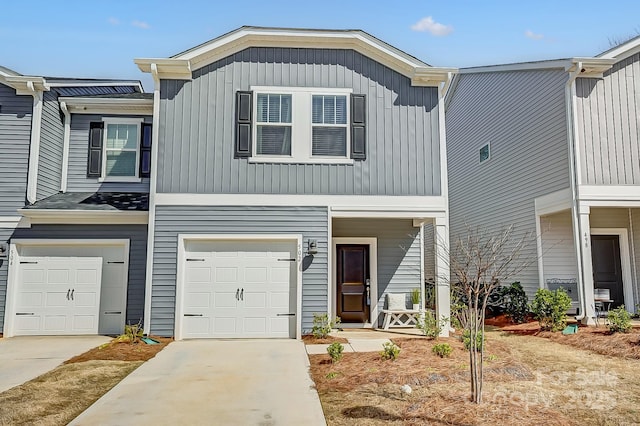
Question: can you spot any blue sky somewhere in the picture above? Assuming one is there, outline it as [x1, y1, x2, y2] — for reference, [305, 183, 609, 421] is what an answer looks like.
[2, 1, 639, 90]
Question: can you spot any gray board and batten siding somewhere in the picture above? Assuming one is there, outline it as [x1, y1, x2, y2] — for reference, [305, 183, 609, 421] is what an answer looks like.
[151, 206, 328, 337]
[157, 47, 442, 196]
[0, 227, 13, 330]
[9, 224, 148, 328]
[37, 91, 64, 201]
[575, 52, 640, 185]
[66, 114, 151, 193]
[446, 69, 571, 297]
[0, 83, 32, 216]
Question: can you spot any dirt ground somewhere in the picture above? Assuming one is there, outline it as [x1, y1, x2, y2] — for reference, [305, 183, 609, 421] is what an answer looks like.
[309, 330, 640, 425]
[65, 336, 172, 363]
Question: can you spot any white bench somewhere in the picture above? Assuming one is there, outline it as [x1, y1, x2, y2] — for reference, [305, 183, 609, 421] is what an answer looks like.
[381, 309, 422, 330]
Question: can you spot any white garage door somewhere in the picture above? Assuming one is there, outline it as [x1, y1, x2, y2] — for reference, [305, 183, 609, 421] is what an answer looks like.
[17, 244, 129, 335]
[14, 257, 102, 335]
[182, 240, 297, 339]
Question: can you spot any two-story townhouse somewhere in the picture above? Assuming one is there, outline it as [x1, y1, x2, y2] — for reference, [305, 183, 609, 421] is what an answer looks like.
[0, 69, 154, 337]
[446, 37, 640, 323]
[134, 27, 456, 339]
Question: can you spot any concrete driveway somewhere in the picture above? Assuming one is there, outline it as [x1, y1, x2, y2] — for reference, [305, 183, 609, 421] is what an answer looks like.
[0, 335, 112, 393]
[71, 339, 326, 425]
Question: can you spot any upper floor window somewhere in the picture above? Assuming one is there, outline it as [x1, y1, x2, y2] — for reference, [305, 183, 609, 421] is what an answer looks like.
[87, 117, 152, 181]
[479, 143, 490, 163]
[234, 87, 365, 164]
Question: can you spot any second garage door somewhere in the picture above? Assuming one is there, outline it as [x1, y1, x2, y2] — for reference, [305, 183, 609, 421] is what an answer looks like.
[181, 240, 297, 339]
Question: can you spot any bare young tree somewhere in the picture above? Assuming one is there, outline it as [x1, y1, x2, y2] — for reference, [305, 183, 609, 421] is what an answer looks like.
[446, 224, 533, 404]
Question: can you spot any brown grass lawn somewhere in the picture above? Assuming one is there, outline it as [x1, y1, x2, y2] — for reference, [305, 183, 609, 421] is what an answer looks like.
[309, 330, 640, 425]
[0, 337, 171, 426]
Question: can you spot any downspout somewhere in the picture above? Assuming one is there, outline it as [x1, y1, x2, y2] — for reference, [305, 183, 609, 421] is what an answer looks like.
[26, 81, 44, 204]
[143, 63, 161, 335]
[59, 101, 70, 193]
[566, 62, 587, 320]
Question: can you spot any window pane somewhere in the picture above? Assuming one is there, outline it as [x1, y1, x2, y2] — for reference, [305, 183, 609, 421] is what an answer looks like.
[323, 96, 335, 124]
[106, 151, 137, 176]
[257, 94, 269, 122]
[257, 125, 292, 155]
[106, 124, 137, 149]
[280, 95, 292, 123]
[335, 96, 347, 124]
[312, 127, 347, 157]
[268, 94, 280, 123]
[312, 96, 323, 124]
[257, 94, 291, 123]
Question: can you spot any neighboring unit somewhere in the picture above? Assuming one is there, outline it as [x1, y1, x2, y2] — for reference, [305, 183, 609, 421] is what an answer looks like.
[0, 66, 152, 336]
[446, 37, 640, 322]
[135, 26, 456, 339]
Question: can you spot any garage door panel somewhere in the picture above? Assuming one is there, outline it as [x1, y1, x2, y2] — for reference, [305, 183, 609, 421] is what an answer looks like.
[22, 269, 45, 285]
[186, 266, 211, 283]
[43, 315, 67, 332]
[47, 269, 70, 284]
[182, 239, 297, 339]
[45, 292, 69, 307]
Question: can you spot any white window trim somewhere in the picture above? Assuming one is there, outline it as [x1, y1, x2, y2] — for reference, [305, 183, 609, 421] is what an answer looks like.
[479, 142, 491, 164]
[250, 86, 354, 165]
[99, 117, 143, 182]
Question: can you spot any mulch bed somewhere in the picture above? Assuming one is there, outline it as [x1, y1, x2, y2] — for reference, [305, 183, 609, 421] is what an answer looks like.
[65, 336, 172, 363]
[302, 334, 349, 344]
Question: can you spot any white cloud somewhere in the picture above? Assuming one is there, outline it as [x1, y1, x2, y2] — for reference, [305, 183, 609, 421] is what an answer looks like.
[411, 16, 453, 36]
[107, 17, 120, 26]
[131, 20, 151, 30]
[525, 30, 544, 40]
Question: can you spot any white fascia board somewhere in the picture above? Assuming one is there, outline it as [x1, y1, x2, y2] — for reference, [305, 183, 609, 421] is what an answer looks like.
[534, 188, 573, 216]
[18, 209, 149, 225]
[598, 36, 640, 61]
[59, 97, 153, 115]
[0, 216, 31, 229]
[154, 193, 447, 211]
[579, 185, 640, 202]
[566, 58, 616, 78]
[1, 76, 49, 94]
[459, 59, 573, 74]
[135, 28, 448, 85]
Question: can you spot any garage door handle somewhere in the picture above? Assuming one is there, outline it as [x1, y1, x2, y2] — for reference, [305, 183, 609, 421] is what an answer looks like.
[104, 311, 122, 315]
[278, 258, 296, 262]
[184, 314, 203, 317]
[235, 288, 239, 300]
[67, 289, 70, 300]
[70, 289, 74, 301]
[277, 313, 296, 316]
[16, 312, 35, 316]
[240, 288, 243, 301]
[107, 261, 125, 264]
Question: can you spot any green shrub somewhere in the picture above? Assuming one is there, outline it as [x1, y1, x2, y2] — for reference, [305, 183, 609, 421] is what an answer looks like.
[116, 319, 143, 344]
[311, 313, 341, 338]
[530, 288, 572, 332]
[462, 329, 484, 352]
[380, 342, 400, 361]
[501, 282, 529, 324]
[432, 343, 453, 358]
[327, 342, 344, 363]
[416, 310, 447, 339]
[608, 306, 632, 333]
[410, 288, 421, 305]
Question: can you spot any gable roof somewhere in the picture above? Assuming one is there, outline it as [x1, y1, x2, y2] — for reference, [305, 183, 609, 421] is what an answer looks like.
[135, 26, 456, 87]
[598, 34, 640, 62]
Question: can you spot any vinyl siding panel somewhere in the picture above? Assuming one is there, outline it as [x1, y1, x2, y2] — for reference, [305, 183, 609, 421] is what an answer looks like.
[66, 114, 151, 193]
[0, 227, 12, 330]
[10, 224, 147, 326]
[540, 211, 578, 283]
[0, 83, 32, 215]
[631, 209, 640, 306]
[332, 218, 421, 326]
[152, 206, 328, 336]
[36, 91, 63, 200]
[446, 70, 570, 298]
[575, 53, 640, 185]
[158, 47, 441, 196]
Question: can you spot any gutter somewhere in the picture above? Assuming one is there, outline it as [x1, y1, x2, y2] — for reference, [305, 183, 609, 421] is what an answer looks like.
[59, 102, 70, 192]
[142, 63, 161, 335]
[565, 62, 587, 321]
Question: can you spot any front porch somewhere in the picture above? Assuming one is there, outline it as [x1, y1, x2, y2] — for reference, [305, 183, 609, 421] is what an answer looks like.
[330, 216, 449, 335]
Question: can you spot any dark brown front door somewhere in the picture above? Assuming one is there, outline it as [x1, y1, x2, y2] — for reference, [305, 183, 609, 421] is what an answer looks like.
[336, 244, 370, 323]
[591, 235, 625, 308]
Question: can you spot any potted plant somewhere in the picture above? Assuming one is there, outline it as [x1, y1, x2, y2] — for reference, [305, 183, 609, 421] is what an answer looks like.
[410, 288, 421, 310]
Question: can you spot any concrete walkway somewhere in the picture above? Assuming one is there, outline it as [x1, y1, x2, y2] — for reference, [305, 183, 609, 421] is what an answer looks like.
[305, 328, 423, 355]
[0, 335, 111, 393]
[71, 339, 326, 426]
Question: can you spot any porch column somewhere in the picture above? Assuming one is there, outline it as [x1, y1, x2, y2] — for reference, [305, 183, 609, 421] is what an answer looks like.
[577, 204, 597, 324]
[434, 216, 450, 337]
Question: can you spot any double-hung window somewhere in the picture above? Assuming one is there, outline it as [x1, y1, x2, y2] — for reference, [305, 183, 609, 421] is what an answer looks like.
[248, 87, 354, 164]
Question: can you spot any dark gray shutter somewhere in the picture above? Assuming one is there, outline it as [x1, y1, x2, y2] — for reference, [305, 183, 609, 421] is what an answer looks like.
[235, 91, 252, 158]
[87, 122, 104, 177]
[350, 94, 366, 160]
[139, 122, 152, 178]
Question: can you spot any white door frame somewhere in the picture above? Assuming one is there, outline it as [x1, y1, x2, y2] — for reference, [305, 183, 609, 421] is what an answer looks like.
[331, 237, 378, 328]
[5, 239, 130, 337]
[175, 234, 303, 341]
[590, 228, 635, 311]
